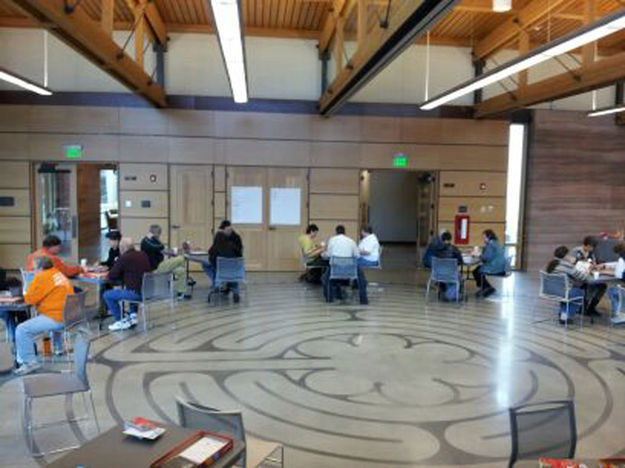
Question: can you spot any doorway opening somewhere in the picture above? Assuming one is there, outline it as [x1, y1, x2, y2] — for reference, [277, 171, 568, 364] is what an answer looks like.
[35, 163, 118, 264]
[360, 170, 436, 270]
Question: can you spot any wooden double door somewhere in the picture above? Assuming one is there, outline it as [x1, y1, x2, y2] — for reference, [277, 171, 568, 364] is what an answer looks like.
[170, 165, 308, 271]
[227, 166, 308, 271]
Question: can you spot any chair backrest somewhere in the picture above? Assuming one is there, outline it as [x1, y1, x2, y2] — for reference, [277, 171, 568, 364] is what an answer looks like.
[595, 239, 619, 264]
[377, 245, 383, 269]
[73, 334, 92, 389]
[504, 255, 513, 275]
[539, 271, 569, 301]
[431, 257, 459, 283]
[141, 272, 173, 302]
[176, 398, 247, 465]
[329, 256, 358, 280]
[63, 290, 88, 329]
[616, 284, 625, 315]
[508, 400, 576, 467]
[216, 257, 245, 283]
[20, 269, 35, 293]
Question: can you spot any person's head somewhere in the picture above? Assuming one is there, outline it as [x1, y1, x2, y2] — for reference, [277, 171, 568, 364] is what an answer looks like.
[181, 241, 191, 254]
[119, 237, 135, 255]
[105, 230, 122, 248]
[149, 224, 162, 239]
[42, 235, 62, 254]
[583, 236, 598, 252]
[614, 243, 625, 260]
[34, 255, 54, 272]
[219, 220, 233, 235]
[306, 224, 319, 239]
[546, 245, 569, 273]
[441, 231, 453, 244]
[483, 229, 498, 243]
[335, 225, 346, 236]
[361, 226, 373, 238]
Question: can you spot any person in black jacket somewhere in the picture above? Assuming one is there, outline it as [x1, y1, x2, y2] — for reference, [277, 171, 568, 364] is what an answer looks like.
[141, 224, 165, 270]
[101, 230, 121, 269]
[203, 220, 243, 303]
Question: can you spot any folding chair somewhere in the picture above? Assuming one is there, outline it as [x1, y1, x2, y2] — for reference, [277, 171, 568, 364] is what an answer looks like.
[426, 257, 463, 303]
[119, 272, 175, 332]
[536, 270, 584, 327]
[326, 256, 358, 303]
[508, 400, 576, 468]
[209, 257, 246, 305]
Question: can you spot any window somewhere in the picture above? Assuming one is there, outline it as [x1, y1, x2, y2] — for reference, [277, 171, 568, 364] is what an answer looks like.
[505, 123, 527, 268]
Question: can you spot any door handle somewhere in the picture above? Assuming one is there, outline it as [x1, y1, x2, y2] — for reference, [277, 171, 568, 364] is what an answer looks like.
[268, 226, 276, 231]
[171, 225, 181, 229]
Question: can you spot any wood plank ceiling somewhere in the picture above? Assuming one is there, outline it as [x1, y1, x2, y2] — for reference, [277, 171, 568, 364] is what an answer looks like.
[1, 0, 623, 53]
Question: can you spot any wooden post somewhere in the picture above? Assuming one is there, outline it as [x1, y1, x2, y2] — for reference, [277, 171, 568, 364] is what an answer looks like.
[581, 0, 596, 67]
[518, 30, 530, 89]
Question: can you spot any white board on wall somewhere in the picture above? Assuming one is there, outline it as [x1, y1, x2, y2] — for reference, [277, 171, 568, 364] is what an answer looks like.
[270, 187, 301, 225]
[231, 186, 263, 224]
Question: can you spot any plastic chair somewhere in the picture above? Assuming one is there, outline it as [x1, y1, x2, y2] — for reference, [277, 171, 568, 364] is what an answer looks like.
[329, 256, 358, 281]
[21, 334, 100, 457]
[426, 257, 462, 303]
[508, 400, 576, 468]
[536, 271, 585, 326]
[58, 290, 89, 357]
[119, 272, 175, 332]
[610, 284, 625, 326]
[208, 257, 246, 305]
[176, 397, 283, 468]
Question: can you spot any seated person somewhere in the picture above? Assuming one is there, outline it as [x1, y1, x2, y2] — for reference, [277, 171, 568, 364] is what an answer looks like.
[14, 256, 75, 375]
[104, 238, 152, 331]
[571, 236, 598, 263]
[101, 230, 122, 269]
[607, 243, 625, 322]
[433, 231, 464, 301]
[422, 230, 445, 269]
[204, 220, 243, 303]
[322, 225, 368, 305]
[155, 241, 192, 300]
[27, 235, 83, 278]
[545, 246, 586, 324]
[298, 224, 327, 283]
[141, 224, 165, 271]
[473, 229, 506, 298]
[358, 226, 381, 268]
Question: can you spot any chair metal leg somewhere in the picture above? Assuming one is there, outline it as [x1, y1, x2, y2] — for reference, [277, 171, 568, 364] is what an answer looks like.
[425, 279, 431, 302]
[24, 396, 36, 456]
[88, 391, 101, 435]
[142, 304, 148, 333]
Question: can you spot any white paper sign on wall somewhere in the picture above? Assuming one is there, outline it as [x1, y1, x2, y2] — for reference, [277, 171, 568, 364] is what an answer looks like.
[270, 188, 301, 226]
[231, 186, 263, 224]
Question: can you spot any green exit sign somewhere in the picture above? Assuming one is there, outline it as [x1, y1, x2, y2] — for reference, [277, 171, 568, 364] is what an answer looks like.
[393, 153, 408, 168]
[64, 145, 83, 159]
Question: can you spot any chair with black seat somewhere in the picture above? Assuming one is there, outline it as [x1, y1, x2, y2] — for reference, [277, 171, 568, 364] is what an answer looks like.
[21, 333, 100, 457]
[426, 257, 463, 303]
[176, 397, 283, 468]
[508, 400, 576, 468]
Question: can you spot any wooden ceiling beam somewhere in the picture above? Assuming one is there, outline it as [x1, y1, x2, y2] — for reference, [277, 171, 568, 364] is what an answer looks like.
[454, 0, 582, 20]
[473, 0, 576, 60]
[8, 0, 166, 107]
[124, 0, 167, 46]
[318, 0, 350, 56]
[475, 52, 625, 117]
[101, 0, 114, 36]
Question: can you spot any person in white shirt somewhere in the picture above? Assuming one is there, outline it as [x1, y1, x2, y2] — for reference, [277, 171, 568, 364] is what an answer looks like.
[607, 243, 625, 321]
[358, 226, 380, 268]
[322, 225, 368, 305]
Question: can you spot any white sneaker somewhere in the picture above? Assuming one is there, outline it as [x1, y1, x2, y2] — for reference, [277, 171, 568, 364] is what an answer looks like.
[129, 314, 138, 326]
[108, 320, 131, 331]
[612, 314, 625, 324]
[13, 362, 42, 376]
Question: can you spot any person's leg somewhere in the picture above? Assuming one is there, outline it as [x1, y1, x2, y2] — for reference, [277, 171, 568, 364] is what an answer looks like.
[585, 283, 607, 313]
[444, 282, 458, 301]
[202, 262, 216, 288]
[156, 257, 187, 295]
[357, 268, 368, 305]
[103, 289, 124, 321]
[322, 268, 332, 302]
[608, 286, 619, 317]
[357, 258, 379, 268]
[15, 315, 63, 365]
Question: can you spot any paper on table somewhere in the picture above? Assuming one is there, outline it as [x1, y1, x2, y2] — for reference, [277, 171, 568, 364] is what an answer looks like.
[231, 186, 263, 224]
[178, 436, 227, 464]
[270, 187, 301, 226]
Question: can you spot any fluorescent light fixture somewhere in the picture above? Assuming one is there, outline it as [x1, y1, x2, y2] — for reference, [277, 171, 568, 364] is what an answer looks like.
[209, 0, 248, 103]
[421, 10, 625, 110]
[0, 68, 52, 96]
[493, 0, 512, 13]
[587, 105, 625, 117]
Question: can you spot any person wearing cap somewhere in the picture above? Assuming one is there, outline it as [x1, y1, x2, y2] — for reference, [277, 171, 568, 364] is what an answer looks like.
[101, 230, 122, 269]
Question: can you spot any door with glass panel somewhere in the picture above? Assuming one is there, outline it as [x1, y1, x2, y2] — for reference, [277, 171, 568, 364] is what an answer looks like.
[34, 163, 79, 263]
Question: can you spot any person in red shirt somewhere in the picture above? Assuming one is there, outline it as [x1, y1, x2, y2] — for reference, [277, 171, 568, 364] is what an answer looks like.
[27, 235, 83, 278]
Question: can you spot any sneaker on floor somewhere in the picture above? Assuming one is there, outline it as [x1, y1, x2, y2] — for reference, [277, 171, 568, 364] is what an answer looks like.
[233, 293, 240, 304]
[13, 362, 42, 376]
[482, 287, 496, 298]
[54, 349, 64, 357]
[177, 293, 192, 300]
[129, 314, 138, 326]
[109, 320, 131, 331]
[612, 314, 625, 324]
[559, 318, 575, 325]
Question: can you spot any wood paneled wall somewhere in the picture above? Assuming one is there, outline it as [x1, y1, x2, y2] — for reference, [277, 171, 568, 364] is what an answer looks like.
[0, 104, 509, 270]
[77, 164, 102, 261]
[0, 162, 31, 269]
[523, 110, 625, 271]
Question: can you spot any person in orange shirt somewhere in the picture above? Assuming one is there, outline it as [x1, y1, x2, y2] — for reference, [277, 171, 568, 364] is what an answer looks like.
[27, 235, 83, 278]
[14, 256, 75, 375]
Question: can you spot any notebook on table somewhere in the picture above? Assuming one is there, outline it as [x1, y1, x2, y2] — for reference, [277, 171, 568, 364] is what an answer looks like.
[151, 431, 234, 468]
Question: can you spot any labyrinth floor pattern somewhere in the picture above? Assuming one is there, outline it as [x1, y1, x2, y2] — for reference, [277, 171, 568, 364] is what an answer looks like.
[2, 275, 625, 468]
